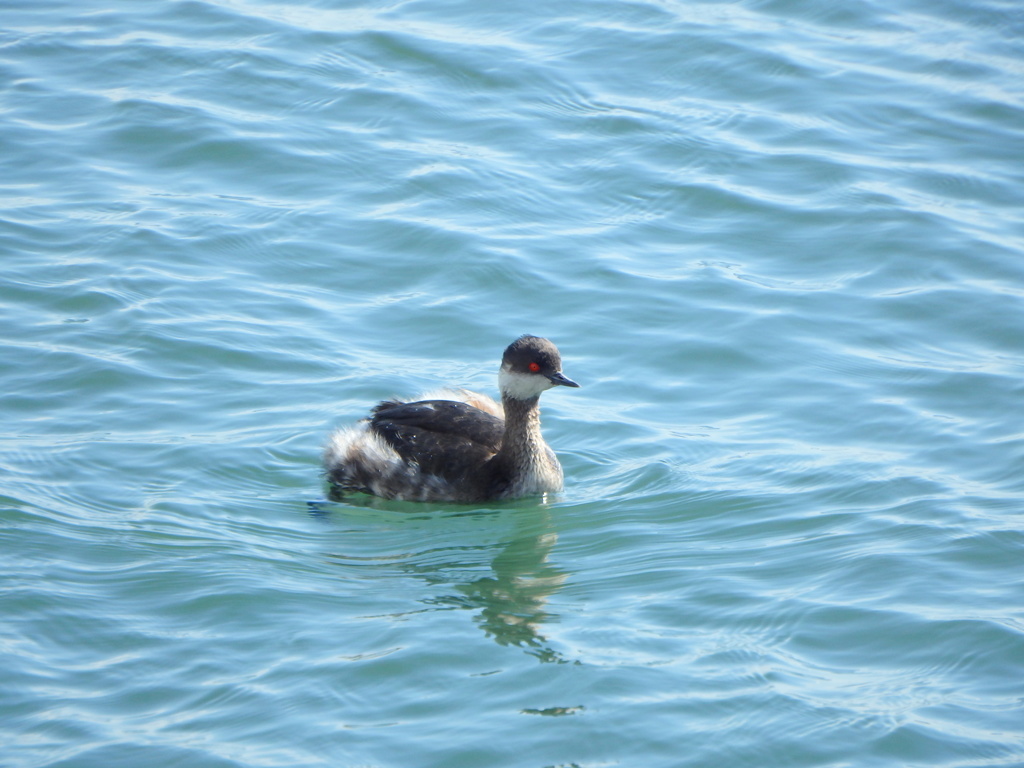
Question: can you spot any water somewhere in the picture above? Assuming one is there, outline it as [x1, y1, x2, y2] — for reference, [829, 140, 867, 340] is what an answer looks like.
[3, 0, 1023, 765]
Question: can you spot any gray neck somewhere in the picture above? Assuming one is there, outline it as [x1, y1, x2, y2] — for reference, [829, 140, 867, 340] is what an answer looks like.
[498, 395, 545, 466]
[494, 394, 564, 496]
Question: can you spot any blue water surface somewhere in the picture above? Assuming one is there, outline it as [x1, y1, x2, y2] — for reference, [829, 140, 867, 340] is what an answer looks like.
[2, 0, 1024, 766]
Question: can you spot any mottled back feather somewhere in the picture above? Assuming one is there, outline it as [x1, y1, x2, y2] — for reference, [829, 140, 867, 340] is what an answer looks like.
[370, 400, 505, 483]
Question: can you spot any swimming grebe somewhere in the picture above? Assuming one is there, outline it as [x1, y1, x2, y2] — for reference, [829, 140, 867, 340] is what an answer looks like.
[323, 335, 579, 502]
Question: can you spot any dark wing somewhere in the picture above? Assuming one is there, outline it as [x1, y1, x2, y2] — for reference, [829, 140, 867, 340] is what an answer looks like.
[370, 400, 504, 479]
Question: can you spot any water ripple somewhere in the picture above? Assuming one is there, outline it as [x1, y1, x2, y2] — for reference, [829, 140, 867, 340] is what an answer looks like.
[4, 0, 1024, 765]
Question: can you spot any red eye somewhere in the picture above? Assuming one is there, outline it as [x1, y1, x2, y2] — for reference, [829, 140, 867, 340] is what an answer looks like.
[529, 362, 541, 372]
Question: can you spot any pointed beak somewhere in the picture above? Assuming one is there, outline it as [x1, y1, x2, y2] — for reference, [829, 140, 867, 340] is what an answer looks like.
[547, 371, 580, 388]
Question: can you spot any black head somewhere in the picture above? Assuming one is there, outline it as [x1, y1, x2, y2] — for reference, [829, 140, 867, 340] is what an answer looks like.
[500, 335, 580, 396]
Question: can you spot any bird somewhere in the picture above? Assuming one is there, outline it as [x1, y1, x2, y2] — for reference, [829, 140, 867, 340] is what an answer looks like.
[323, 335, 579, 502]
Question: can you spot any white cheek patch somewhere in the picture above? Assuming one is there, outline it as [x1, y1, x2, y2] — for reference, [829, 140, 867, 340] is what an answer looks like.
[499, 366, 553, 400]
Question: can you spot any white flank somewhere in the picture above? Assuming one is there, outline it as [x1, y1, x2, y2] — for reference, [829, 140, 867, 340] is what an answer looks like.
[323, 423, 400, 471]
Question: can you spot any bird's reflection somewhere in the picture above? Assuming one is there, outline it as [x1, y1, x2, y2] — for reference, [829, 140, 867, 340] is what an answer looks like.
[429, 529, 569, 663]
[316, 497, 570, 662]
